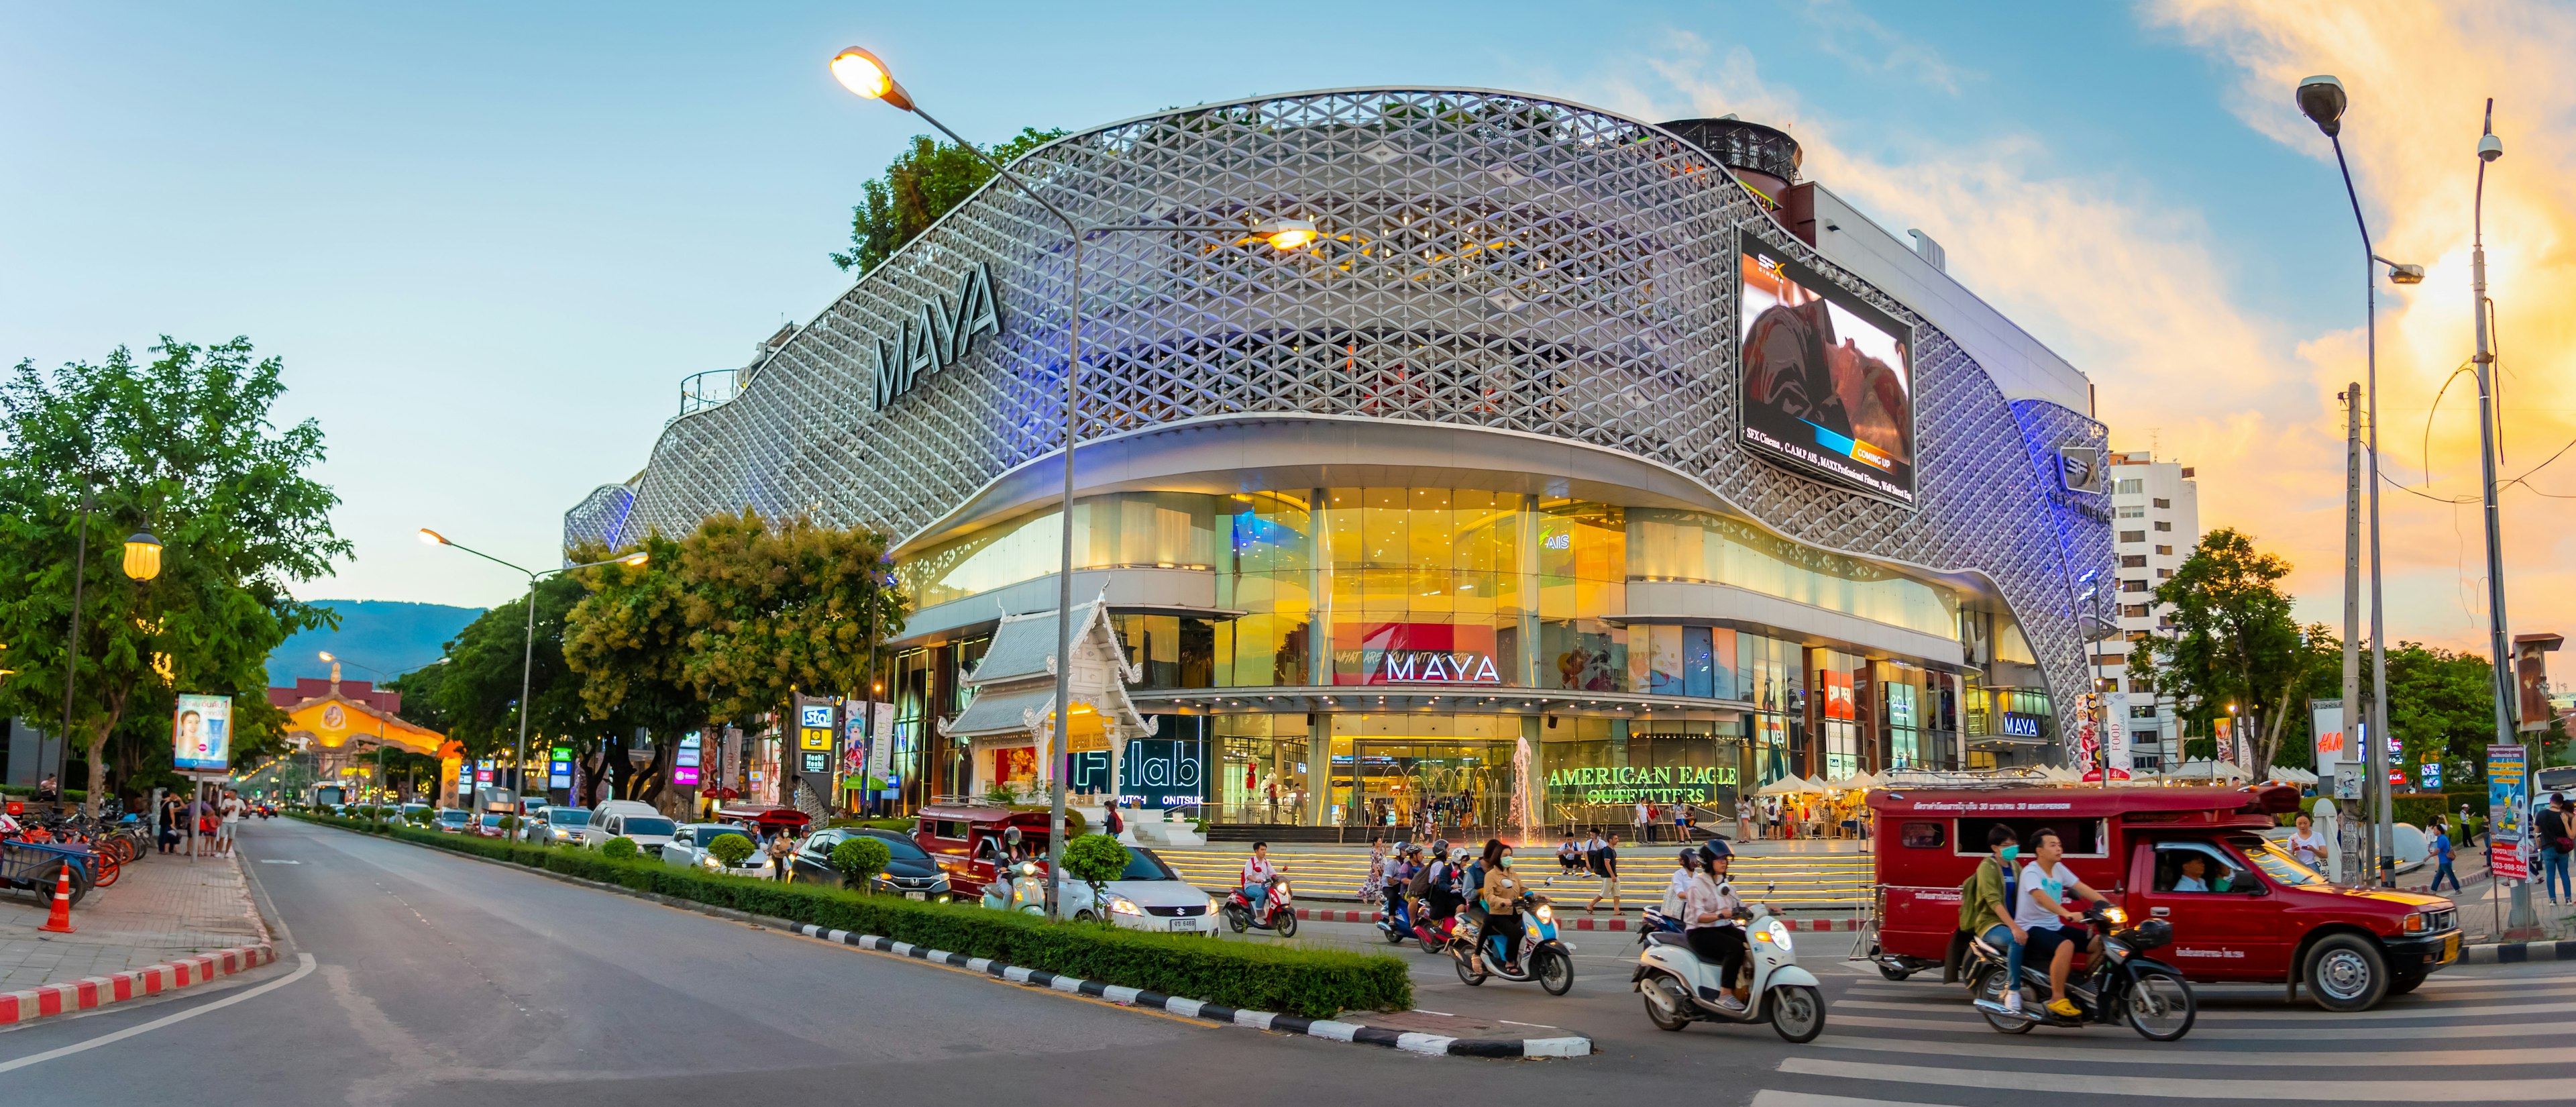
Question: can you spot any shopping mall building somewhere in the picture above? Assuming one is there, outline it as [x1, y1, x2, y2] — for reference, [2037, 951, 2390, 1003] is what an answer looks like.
[566, 88, 2112, 831]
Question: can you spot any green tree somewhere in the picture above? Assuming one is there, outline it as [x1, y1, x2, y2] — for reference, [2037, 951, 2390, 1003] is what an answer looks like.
[830, 128, 1066, 274]
[708, 831, 755, 867]
[830, 835, 892, 892]
[559, 532, 698, 804]
[2131, 528, 2331, 778]
[428, 574, 592, 773]
[1061, 833, 1130, 918]
[0, 338, 346, 814]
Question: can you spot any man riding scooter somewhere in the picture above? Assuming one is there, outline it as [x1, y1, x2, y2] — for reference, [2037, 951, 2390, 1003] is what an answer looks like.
[2015, 826, 2108, 1019]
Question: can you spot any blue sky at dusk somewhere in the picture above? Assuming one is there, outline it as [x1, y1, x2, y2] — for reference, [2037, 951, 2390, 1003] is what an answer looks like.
[6, 2, 2567, 649]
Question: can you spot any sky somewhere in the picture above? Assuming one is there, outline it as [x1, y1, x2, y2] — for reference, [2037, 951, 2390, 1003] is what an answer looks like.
[5, 1, 2570, 655]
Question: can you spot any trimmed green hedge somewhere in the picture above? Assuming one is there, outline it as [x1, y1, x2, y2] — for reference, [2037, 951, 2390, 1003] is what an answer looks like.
[292, 814, 1407, 1017]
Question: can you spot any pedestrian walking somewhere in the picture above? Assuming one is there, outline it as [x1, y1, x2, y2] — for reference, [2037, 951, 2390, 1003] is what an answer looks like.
[1587, 830, 1623, 914]
[1633, 799, 1651, 844]
[1674, 803, 1690, 843]
[2286, 813, 2323, 870]
[1736, 797, 1752, 843]
[218, 790, 245, 857]
[2429, 819, 2461, 893]
[1360, 835, 1389, 904]
[2540, 796, 2575, 906]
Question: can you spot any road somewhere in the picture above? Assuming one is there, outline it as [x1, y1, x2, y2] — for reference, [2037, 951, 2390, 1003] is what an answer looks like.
[0, 818, 2566, 1106]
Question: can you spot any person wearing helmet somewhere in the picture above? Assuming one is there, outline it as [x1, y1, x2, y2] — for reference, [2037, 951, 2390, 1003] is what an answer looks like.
[1660, 847, 1700, 920]
[1421, 841, 1466, 923]
[1684, 839, 1749, 1007]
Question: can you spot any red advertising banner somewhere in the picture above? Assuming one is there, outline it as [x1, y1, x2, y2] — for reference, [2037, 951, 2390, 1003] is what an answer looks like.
[2493, 845, 2531, 883]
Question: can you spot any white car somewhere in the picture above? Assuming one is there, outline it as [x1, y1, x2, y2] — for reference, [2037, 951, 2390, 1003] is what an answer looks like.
[1056, 847, 1221, 934]
[578, 800, 678, 857]
[662, 823, 771, 877]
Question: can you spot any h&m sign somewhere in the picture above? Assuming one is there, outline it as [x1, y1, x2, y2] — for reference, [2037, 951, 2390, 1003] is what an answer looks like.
[872, 262, 1002, 410]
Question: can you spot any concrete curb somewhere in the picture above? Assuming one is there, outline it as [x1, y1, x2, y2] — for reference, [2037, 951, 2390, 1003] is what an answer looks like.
[1316, 907, 1859, 933]
[301, 819, 1591, 1059]
[788, 923, 1591, 1058]
[0, 941, 277, 1026]
[2462, 939, 2576, 964]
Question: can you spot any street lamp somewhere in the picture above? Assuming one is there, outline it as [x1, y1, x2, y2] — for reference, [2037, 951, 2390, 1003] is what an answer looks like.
[122, 532, 163, 581]
[2300, 73, 2416, 888]
[420, 528, 647, 802]
[832, 45, 1316, 920]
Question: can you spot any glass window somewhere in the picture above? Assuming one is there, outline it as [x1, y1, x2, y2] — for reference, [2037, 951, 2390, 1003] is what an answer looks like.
[2153, 842, 2256, 894]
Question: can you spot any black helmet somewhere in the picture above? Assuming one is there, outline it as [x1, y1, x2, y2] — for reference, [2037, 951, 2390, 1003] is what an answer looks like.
[1430, 837, 1450, 857]
[1677, 849, 1701, 869]
[1698, 840, 1733, 868]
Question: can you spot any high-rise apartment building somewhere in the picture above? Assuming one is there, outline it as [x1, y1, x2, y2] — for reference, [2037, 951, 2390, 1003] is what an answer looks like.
[2088, 451, 2200, 772]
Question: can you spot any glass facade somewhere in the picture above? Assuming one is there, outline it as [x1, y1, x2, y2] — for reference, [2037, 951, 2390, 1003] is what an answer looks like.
[891, 484, 2018, 823]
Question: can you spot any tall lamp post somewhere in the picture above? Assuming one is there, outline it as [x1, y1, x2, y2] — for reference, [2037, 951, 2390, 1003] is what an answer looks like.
[2298, 75, 2423, 888]
[54, 472, 162, 818]
[829, 46, 1316, 920]
[419, 530, 645, 803]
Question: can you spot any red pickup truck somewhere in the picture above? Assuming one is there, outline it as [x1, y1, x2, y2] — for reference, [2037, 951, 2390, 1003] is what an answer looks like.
[1862, 784, 2461, 1011]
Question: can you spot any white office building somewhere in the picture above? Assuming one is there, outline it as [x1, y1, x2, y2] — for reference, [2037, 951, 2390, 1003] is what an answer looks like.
[2090, 451, 2199, 772]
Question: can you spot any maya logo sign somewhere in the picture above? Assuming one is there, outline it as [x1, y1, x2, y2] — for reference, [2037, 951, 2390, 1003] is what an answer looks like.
[2001, 713, 2043, 737]
[1376, 650, 1502, 684]
[872, 262, 1002, 410]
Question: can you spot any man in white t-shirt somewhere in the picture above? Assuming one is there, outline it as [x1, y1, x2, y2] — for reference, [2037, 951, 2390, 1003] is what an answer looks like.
[2014, 826, 2106, 1018]
[218, 791, 246, 856]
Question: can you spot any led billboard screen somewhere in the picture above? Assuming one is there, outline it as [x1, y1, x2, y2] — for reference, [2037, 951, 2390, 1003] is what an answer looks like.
[1739, 235, 1915, 503]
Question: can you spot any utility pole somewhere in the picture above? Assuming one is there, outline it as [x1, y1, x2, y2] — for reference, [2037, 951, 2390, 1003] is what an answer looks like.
[2467, 101, 2532, 930]
[2341, 384, 2371, 880]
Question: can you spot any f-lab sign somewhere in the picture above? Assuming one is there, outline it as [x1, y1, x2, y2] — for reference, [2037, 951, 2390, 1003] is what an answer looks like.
[872, 262, 1002, 410]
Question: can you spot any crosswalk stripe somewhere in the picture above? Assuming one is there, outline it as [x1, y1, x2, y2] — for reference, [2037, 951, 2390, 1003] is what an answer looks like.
[1776, 1057, 2573, 1100]
[1750, 1090, 1957, 1107]
[1811, 1032, 2576, 1067]
[1831, 996, 2576, 1022]
[1827, 1010, 2576, 1041]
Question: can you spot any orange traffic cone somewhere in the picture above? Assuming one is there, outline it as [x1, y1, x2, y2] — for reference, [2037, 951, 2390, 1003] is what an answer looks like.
[38, 862, 75, 933]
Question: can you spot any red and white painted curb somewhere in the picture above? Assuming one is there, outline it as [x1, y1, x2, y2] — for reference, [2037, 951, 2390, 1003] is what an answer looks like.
[0, 941, 277, 1026]
[1301, 908, 1858, 933]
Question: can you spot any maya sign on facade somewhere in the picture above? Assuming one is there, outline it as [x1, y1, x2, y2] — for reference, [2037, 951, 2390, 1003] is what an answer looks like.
[871, 262, 1002, 410]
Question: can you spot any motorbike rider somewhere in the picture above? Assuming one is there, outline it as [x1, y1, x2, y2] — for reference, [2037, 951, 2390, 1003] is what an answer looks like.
[1241, 841, 1279, 920]
[2015, 826, 2107, 1019]
[1387, 843, 1422, 920]
[1419, 840, 1464, 924]
[1659, 847, 1700, 922]
[1684, 839, 1750, 1008]
[1959, 824, 2026, 1012]
[1474, 839, 1526, 975]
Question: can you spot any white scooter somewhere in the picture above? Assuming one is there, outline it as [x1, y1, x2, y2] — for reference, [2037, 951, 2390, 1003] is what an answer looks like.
[1631, 902, 1827, 1042]
[981, 859, 1046, 915]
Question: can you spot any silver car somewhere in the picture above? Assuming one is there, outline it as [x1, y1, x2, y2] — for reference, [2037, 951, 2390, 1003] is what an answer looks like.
[662, 823, 771, 878]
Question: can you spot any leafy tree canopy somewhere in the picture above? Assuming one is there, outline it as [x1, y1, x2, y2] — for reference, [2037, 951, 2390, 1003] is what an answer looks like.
[829, 128, 1065, 274]
[2131, 527, 2326, 777]
[0, 338, 345, 812]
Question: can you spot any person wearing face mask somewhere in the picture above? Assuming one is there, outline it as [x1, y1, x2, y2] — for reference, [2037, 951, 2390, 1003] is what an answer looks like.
[1957, 825, 2025, 1011]
[1684, 840, 1749, 1008]
[1475, 839, 1526, 975]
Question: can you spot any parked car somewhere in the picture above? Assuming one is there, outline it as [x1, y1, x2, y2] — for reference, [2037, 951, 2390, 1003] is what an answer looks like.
[663, 823, 770, 878]
[474, 812, 508, 838]
[1052, 845, 1218, 933]
[522, 806, 592, 845]
[578, 800, 678, 856]
[399, 803, 430, 824]
[435, 809, 472, 834]
[792, 827, 951, 900]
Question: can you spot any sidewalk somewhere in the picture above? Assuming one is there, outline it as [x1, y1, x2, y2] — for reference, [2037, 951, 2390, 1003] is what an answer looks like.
[0, 848, 267, 991]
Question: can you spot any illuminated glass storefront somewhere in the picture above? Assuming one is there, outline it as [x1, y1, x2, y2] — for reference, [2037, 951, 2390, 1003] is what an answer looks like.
[891, 484, 1998, 823]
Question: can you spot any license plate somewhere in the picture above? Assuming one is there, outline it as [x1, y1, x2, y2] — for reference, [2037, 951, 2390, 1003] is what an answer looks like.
[1168, 918, 1193, 931]
[906, 892, 926, 901]
[2443, 933, 2460, 963]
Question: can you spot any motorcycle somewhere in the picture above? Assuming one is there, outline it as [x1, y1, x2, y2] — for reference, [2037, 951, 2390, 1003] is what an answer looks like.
[1967, 900, 2196, 1041]
[1373, 893, 1417, 945]
[1631, 902, 1827, 1042]
[1449, 893, 1576, 995]
[981, 859, 1046, 915]
[1634, 906, 1684, 947]
[1223, 876, 1298, 936]
[1409, 900, 1461, 953]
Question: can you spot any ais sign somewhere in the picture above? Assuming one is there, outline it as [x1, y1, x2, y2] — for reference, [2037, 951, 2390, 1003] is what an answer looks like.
[871, 262, 1002, 410]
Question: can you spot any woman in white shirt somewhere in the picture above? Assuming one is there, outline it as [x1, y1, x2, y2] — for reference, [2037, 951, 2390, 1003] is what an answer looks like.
[2286, 813, 2324, 870]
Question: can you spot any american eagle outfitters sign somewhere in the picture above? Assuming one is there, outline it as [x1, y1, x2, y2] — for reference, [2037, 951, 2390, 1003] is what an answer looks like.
[1546, 763, 1738, 806]
[871, 262, 1002, 410]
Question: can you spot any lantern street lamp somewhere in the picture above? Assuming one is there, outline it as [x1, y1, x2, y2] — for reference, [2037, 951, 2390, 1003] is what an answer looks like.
[830, 45, 1316, 920]
[420, 529, 646, 801]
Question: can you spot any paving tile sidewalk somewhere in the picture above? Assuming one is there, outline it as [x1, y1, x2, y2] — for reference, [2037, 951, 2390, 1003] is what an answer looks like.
[0, 848, 266, 991]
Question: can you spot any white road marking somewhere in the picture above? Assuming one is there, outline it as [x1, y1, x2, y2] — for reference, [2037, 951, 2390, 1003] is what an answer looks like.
[0, 953, 317, 1073]
[1811, 1032, 2576, 1066]
[1826, 1010, 2576, 1041]
[1778, 1057, 2576, 1100]
[1831, 996, 2576, 1022]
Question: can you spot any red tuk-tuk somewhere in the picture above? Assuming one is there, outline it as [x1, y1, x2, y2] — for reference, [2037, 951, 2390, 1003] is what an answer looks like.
[713, 804, 811, 838]
[1860, 784, 2461, 1011]
[914, 804, 1055, 901]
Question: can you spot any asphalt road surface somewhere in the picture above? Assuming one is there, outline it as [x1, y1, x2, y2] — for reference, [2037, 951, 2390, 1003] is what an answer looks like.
[5, 819, 2570, 1106]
